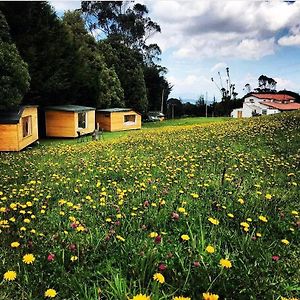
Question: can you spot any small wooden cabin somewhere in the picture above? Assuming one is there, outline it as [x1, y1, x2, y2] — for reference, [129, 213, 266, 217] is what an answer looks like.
[45, 105, 95, 138]
[0, 105, 39, 151]
[148, 111, 165, 121]
[96, 108, 141, 132]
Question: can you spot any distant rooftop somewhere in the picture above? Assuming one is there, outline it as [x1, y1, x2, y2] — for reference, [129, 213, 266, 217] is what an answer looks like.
[45, 105, 95, 112]
[248, 93, 295, 101]
[260, 101, 300, 111]
[96, 108, 133, 113]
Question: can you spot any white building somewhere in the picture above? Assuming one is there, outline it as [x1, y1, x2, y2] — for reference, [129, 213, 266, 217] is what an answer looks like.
[231, 93, 300, 118]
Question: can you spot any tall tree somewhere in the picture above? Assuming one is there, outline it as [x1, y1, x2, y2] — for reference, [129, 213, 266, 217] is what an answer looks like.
[0, 10, 30, 110]
[0, 2, 77, 105]
[255, 75, 277, 92]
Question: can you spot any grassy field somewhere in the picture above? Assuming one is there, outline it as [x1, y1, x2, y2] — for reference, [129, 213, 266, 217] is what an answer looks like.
[40, 117, 230, 146]
[0, 113, 299, 300]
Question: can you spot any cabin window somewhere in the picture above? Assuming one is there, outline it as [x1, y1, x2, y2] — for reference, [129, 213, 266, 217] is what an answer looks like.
[22, 116, 32, 138]
[262, 109, 267, 115]
[78, 112, 87, 129]
[124, 114, 136, 125]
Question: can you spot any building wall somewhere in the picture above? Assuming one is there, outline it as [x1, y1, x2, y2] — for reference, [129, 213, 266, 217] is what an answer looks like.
[46, 111, 76, 137]
[0, 106, 38, 151]
[110, 111, 141, 132]
[95, 112, 112, 131]
[0, 124, 19, 151]
[18, 107, 39, 150]
[74, 110, 95, 136]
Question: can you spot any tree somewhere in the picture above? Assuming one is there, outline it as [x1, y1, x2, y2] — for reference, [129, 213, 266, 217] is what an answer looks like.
[0, 2, 78, 105]
[0, 10, 30, 110]
[81, 1, 161, 64]
[255, 75, 277, 92]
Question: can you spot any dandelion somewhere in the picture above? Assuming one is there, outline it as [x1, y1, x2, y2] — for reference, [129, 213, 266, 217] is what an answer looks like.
[203, 292, 219, 300]
[178, 207, 186, 213]
[205, 245, 215, 254]
[181, 234, 190, 241]
[116, 235, 125, 242]
[149, 232, 158, 238]
[70, 256, 78, 262]
[44, 289, 57, 298]
[172, 297, 191, 300]
[227, 213, 234, 218]
[23, 254, 35, 264]
[238, 198, 244, 204]
[11, 242, 20, 248]
[265, 194, 272, 200]
[208, 217, 219, 225]
[153, 272, 165, 284]
[129, 294, 150, 300]
[259, 216, 268, 223]
[3, 270, 17, 281]
[281, 239, 289, 245]
[219, 258, 232, 268]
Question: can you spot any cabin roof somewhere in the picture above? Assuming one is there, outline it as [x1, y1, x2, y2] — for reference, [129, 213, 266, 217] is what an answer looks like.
[96, 108, 134, 113]
[44, 105, 95, 112]
[246, 93, 295, 101]
[0, 105, 38, 124]
[260, 101, 300, 110]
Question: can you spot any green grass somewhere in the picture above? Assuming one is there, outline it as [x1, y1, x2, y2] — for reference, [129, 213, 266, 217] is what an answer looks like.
[0, 112, 299, 300]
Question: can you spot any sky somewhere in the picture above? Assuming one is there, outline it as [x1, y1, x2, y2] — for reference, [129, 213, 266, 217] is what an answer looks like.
[50, 0, 300, 103]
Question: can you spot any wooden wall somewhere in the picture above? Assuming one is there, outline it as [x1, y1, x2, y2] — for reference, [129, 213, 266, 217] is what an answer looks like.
[18, 107, 39, 150]
[0, 106, 38, 151]
[95, 112, 111, 131]
[96, 110, 141, 132]
[46, 111, 76, 137]
[46, 110, 95, 137]
[0, 124, 19, 151]
[74, 110, 95, 136]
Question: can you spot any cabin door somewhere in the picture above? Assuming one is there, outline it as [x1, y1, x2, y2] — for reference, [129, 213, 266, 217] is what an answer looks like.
[237, 111, 242, 118]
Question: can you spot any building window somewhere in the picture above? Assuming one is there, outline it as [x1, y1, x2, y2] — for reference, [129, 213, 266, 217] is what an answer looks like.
[262, 109, 267, 115]
[78, 112, 87, 129]
[22, 116, 32, 138]
[124, 114, 136, 125]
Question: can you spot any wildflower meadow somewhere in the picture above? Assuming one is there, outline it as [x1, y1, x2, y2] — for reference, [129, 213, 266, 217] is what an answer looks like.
[0, 112, 299, 300]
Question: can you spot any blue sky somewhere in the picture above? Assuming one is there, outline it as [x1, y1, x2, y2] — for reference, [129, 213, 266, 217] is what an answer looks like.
[50, 0, 300, 103]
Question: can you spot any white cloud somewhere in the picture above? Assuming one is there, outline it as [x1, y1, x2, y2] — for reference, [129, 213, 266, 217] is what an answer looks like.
[274, 77, 298, 91]
[146, 0, 300, 60]
[210, 63, 228, 73]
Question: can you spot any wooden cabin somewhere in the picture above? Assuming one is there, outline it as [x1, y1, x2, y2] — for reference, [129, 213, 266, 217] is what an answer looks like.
[96, 108, 141, 132]
[45, 105, 95, 138]
[0, 105, 39, 151]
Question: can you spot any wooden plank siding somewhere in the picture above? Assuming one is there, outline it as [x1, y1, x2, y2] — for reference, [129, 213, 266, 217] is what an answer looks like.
[96, 110, 141, 132]
[46, 111, 76, 137]
[0, 124, 19, 151]
[18, 107, 39, 150]
[0, 107, 38, 151]
[46, 110, 95, 138]
[74, 110, 95, 136]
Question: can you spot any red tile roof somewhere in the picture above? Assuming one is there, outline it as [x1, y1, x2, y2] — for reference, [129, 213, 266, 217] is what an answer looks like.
[260, 101, 300, 111]
[251, 93, 295, 101]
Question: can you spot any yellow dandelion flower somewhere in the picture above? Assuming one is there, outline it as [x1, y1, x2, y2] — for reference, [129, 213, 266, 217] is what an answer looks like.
[265, 194, 272, 200]
[203, 292, 219, 300]
[240, 222, 250, 228]
[44, 289, 57, 298]
[153, 272, 165, 284]
[70, 256, 78, 262]
[281, 239, 289, 245]
[259, 216, 268, 223]
[256, 233, 262, 237]
[11, 242, 20, 248]
[178, 207, 186, 213]
[23, 253, 35, 264]
[208, 217, 219, 225]
[116, 235, 125, 242]
[238, 198, 244, 204]
[181, 234, 190, 241]
[3, 270, 17, 281]
[129, 294, 150, 300]
[227, 213, 234, 218]
[149, 232, 158, 238]
[219, 258, 232, 268]
[172, 297, 191, 300]
[205, 245, 215, 254]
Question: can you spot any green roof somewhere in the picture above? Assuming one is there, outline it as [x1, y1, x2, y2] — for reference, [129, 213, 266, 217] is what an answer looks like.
[45, 105, 95, 112]
[96, 108, 133, 113]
